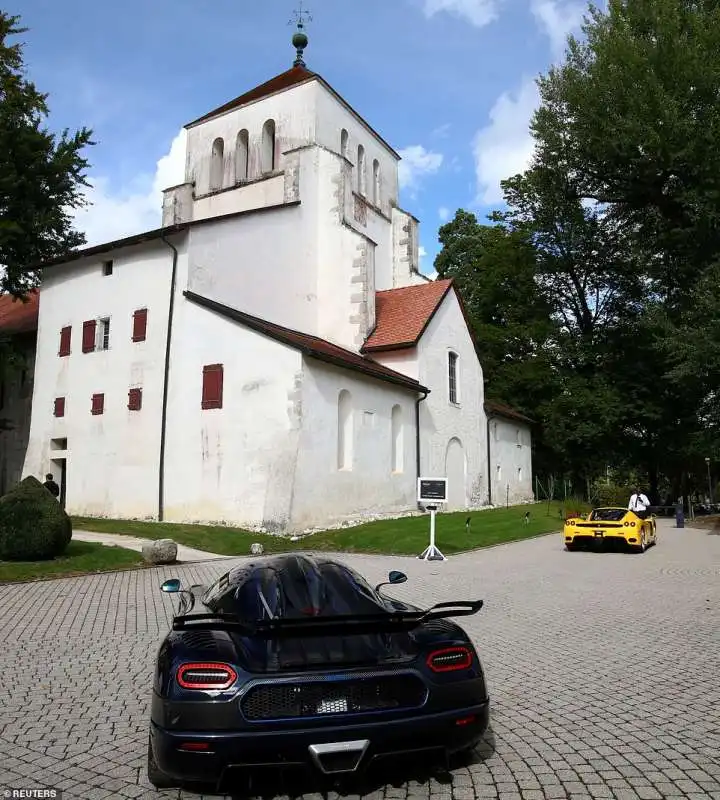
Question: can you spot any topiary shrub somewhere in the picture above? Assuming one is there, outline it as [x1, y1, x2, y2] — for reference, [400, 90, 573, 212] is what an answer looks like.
[0, 476, 72, 561]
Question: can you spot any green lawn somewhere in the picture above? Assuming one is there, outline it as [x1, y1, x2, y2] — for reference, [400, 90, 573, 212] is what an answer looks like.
[71, 500, 588, 557]
[0, 540, 145, 583]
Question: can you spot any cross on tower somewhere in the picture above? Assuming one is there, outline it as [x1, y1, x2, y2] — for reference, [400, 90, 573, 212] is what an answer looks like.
[288, 2, 311, 66]
[289, 1, 312, 29]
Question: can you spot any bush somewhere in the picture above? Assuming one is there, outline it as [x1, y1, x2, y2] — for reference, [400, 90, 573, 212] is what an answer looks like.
[592, 481, 629, 508]
[0, 476, 72, 561]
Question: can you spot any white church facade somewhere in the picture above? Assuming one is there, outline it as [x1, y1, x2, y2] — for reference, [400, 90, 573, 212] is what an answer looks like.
[6, 39, 534, 531]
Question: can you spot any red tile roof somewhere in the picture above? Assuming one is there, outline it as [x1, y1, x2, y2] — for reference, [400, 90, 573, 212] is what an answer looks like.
[485, 400, 534, 425]
[186, 65, 318, 127]
[184, 290, 428, 394]
[0, 290, 39, 335]
[362, 279, 454, 353]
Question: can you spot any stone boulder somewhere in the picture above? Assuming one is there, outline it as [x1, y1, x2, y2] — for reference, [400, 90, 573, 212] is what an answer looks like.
[250, 542, 264, 555]
[142, 539, 178, 565]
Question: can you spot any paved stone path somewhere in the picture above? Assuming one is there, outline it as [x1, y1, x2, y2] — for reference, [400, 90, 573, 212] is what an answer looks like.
[71, 530, 230, 561]
[0, 519, 719, 800]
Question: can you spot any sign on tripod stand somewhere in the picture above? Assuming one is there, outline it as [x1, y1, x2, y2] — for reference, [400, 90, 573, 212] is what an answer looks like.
[417, 477, 447, 561]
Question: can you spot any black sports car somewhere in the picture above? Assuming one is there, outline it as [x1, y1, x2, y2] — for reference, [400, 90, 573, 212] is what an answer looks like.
[148, 553, 490, 793]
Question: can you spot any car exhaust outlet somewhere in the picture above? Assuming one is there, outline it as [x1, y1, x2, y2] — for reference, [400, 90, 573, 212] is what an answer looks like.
[308, 740, 370, 774]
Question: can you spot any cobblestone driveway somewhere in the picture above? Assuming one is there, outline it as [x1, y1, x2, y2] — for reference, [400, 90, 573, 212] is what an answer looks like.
[1, 519, 719, 800]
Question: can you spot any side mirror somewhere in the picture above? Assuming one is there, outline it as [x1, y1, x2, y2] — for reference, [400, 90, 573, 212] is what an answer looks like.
[375, 570, 408, 593]
[161, 578, 181, 593]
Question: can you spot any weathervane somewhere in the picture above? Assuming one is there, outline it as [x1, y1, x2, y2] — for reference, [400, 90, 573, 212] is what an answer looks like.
[288, 2, 311, 66]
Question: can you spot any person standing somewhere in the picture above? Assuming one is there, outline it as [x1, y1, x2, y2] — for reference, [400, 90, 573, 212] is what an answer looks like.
[42, 473, 60, 499]
[628, 488, 650, 519]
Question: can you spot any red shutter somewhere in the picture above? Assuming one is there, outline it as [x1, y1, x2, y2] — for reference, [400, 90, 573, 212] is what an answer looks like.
[91, 393, 104, 415]
[82, 320, 97, 352]
[53, 397, 65, 417]
[128, 387, 142, 411]
[59, 326, 71, 357]
[132, 308, 147, 342]
[201, 364, 223, 409]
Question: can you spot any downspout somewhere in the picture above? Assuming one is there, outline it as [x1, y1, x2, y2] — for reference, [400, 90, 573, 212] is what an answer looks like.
[486, 412, 497, 506]
[415, 388, 429, 494]
[158, 232, 179, 522]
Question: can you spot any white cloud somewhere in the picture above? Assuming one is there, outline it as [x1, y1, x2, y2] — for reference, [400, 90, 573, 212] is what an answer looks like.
[70, 130, 187, 246]
[418, 246, 438, 280]
[530, 0, 586, 57]
[398, 145, 444, 192]
[472, 76, 540, 206]
[439, 206, 451, 222]
[423, 0, 500, 27]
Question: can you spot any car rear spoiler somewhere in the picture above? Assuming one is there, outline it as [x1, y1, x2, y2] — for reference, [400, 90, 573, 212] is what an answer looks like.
[171, 600, 484, 638]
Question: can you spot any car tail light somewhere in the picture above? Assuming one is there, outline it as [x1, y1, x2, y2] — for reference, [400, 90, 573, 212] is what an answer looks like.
[426, 646, 472, 673]
[177, 662, 237, 690]
[178, 742, 211, 752]
[455, 715, 476, 726]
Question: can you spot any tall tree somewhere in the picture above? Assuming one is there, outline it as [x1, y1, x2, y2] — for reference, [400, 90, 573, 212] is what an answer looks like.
[532, 0, 720, 310]
[0, 12, 93, 298]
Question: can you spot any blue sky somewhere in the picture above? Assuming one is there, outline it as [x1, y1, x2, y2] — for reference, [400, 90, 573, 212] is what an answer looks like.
[17, 0, 588, 276]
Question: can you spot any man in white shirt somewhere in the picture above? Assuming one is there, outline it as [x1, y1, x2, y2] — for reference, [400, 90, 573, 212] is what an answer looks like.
[628, 488, 650, 519]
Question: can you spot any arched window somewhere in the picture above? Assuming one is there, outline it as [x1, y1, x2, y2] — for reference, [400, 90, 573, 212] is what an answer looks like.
[517, 466, 523, 483]
[391, 404, 403, 473]
[210, 137, 224, 191]
[337, 390, 353, 470]
[340, 129, 349, 159]
[357, 144, 366, 195]
[261, 119, 276, 173]
[235, 129, 249, 182]
[372, 159, 380, 206]
[448, 351, 459, 404]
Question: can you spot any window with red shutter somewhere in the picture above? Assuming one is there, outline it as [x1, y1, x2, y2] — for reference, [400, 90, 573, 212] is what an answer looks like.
[132, 308, 148, 342]
[59, 326, 71, 357]
[128, 388, 142, 411]
[91, 393, 104, 415]
[201, 364, 223, 409]
[82, 320, 97, 353]
[53, 397, 65, 417]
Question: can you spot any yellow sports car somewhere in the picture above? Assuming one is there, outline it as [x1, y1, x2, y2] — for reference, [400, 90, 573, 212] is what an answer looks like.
[563, 507, 657, 553]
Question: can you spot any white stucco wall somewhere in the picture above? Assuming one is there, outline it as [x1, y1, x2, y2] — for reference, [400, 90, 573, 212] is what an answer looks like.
[290, 360, 417, 530]
[415, 290, 486, 510]
[488, 416, 534, 505]
[192, 174, 286, 222]
[22, 238, 185, 518]
[162, 297, 304, 529]
[185, 198, 318, 336]
[185, 80, 317, 196]
[0, 336, 35, 495]
[313, 82, 399, 218]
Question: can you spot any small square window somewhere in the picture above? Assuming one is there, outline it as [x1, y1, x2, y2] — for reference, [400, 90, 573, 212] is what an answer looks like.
[102, 260, 113, 276]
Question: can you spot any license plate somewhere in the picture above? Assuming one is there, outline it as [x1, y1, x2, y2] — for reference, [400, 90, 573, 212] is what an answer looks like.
[317, 698, 348, 714]
[594, 530, 603, 537]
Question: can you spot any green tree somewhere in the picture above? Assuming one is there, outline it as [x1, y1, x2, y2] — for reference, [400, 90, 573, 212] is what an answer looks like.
[0, 12, 93, 297]
[0, 12, 93, 428]
[532, 0, 720, 309]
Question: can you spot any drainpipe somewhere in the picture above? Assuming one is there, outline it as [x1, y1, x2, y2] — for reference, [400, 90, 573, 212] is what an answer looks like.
[486, 412, 497, 506]
[415, 388, 429, 502]
[158, 232, 179, 522]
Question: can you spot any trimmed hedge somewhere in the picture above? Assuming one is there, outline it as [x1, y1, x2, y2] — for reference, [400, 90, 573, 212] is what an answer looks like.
[0, 476, 72, 561]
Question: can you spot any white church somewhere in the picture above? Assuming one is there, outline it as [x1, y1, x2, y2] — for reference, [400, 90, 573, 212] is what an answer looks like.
[1, 28, 534, 532]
